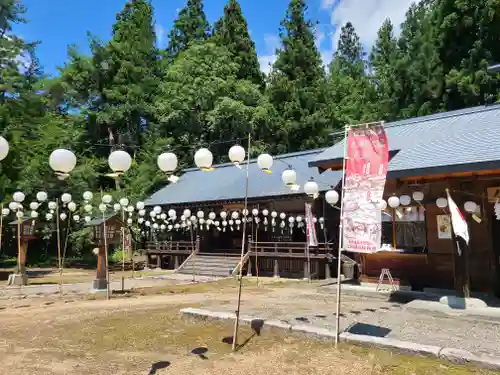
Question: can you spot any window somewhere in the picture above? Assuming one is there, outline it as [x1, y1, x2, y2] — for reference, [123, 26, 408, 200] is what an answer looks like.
[382, 206, 426, 252]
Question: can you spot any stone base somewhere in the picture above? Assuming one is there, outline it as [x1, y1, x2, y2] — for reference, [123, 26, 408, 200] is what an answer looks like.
[7, 273, 28, 286]
[439, 296, 487, 309]
[92, 278, 108, 291]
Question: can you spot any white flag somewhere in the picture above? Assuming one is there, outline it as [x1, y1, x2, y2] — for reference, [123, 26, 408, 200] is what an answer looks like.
[446, 190, 469, 245]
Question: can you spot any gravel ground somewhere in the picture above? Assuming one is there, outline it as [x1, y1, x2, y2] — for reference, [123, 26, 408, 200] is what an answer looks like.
[196, 287, 500, 357]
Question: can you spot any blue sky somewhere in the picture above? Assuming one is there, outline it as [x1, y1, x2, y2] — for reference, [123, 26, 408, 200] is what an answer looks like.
[13, 0, 414, 76]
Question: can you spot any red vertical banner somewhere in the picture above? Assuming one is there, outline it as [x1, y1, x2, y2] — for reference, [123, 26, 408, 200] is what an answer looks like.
[124, 233, 132, 251]
[305, 203, 318, 247]
[342, 123, 389, 253]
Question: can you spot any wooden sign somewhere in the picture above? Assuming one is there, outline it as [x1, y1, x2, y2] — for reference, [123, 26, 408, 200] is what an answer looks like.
[487, 187, 500, 202]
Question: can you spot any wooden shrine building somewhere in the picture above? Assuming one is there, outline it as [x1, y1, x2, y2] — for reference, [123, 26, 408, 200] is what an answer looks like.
[309, 104, 500, 296]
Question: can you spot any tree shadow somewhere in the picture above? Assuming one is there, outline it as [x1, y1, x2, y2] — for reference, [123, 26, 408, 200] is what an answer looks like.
[221, 319, 264, 352]
[347, 323, 391, 337]
[148, 361, 170, 375]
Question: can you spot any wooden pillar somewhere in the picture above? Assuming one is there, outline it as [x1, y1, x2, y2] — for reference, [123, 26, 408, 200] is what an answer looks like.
[174, 255, 180, 269]
[247, 257, 252, 277]
[303, 260, 310, 280]
[156, 255, 162, 269]
[273, 243, 279, 277]
[93, 246, 107, 290]
[18, 241, 28, 274]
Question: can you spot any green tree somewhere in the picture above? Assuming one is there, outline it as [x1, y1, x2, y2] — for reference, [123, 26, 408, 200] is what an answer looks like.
[213, 0, 263, 87]
[267, 0, 328, 151]
[166, 0, 210, 61]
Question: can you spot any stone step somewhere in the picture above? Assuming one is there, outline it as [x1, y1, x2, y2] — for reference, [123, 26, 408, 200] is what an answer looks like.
[177, 255, 242, 277]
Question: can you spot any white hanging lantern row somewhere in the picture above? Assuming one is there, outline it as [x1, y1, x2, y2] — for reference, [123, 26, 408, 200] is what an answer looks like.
[108, 150, 132, 174]
[257, 153, 273, 174]
[37, 191, 48, 202]
[436, 197, 448, 209]
[304, 179, 319, 198]
[325, 189, 339, 206]
[49, 149, 77, 180]
[399, 195, 411, 206]
[412, 191, 424, 202]
[194, 148, 214, 171]
[281, 168, 297, 187]
[228, 145, 245, 167]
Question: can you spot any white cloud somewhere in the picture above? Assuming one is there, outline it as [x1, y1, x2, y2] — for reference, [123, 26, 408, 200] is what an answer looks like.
[258, 34, 281, 74]
[155, 24, 165, 47]
[322, 0, 414, 51]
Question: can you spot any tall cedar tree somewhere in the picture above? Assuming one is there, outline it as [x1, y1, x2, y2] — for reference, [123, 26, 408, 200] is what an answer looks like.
[327, 22, 378, 126]
[166, 0, 210, 61]
[213, 0, 263, 87]
[369, 19, 402, 121]
[267, 0, 327, 151]
[91, 0, 159, 150]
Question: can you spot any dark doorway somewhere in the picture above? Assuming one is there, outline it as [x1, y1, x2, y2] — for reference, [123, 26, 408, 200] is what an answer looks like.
[491, 214, 500, 297]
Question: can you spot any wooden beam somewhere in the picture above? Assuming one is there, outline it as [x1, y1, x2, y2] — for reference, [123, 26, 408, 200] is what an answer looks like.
[398, 169, 500, 182]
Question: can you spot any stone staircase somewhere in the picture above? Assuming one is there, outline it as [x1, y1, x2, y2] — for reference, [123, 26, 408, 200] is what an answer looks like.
[177, 254, 242, 277]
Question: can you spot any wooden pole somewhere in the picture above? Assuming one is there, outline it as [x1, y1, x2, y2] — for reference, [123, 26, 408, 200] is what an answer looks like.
[232, 133, 251, 352]
[334, 125, 349, 347]
[56, 198, 63, 295]
[0, 204, 3, 258]
[392, 208, 397, 249]
[121, 208, 125, 292]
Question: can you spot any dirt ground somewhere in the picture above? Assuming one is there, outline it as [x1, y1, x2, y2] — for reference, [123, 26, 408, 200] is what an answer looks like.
[0, 280, 495, 375]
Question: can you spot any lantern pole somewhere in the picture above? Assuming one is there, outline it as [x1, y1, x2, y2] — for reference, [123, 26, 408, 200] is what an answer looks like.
[0, 204, 3, 258]
[55, 198, 63, 296]
[121, 207, 125, 292]
[334, 124, 349, 347]
[232, 133, 251, 352]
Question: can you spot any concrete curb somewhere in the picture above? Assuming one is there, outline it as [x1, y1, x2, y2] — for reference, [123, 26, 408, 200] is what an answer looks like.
[180, 307, 500, 371]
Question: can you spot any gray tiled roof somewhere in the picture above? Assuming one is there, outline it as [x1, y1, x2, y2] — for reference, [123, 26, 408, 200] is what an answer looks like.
[145, 149, 342, 206]
[83, 214, 117, 227]
[308, 104, 500, 178]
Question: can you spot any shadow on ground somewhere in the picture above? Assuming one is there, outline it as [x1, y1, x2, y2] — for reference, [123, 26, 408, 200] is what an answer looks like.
[148, 361, 170, 375]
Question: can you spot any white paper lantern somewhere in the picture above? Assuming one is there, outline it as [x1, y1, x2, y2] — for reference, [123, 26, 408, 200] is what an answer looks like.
[160, 224, 166, 230]
[209, 212, 216, 220]
[13, 191, 25, 203]
[242, 209, 248, 216]
[190, 215, 196, 222]
[84, 204, 93, 213]
[325, 190, 339, 205]
[388, 196, 400, 208]
[2, 208, 10, 216]
[49, 149, 76, 174]
[231, 211, 239, 219]
[119, 197, 129, 207]
[280, 212, 286, 220]
[271, 211, 277, 218]
[99, 203, 107, 212]
[257, 153, 273, 172]
[145, 220, 151, 227]
[194, 148, 213, 169]
[220, 211, 227, 220]
[61, 193, 72, 204]
[281, 169, 297, 186]
[73, 215, 80, 222]
[174, 223, 180, 230]
[36, 191, 48, 202]
[68, 202, 77, 212]
[183, 209, 191, 218]
[252, 208, 259, 216]
[102, 194, 112, 204]
[30, 210, 38, 218]
[262, 209, 269, 216]
[168, 209, 176, 218]
[60, 213, 67, 221]
[228, 145, 245, 165]
[288, 216, 295, 223]
[304, 179, 319, 197]
[127, 205, 134, 213]
[139, 209, 146, 216]
[29, 202, 39, 210]
[161, 213, 167, 220]
[197, 210, 205, 219]
[83, 191, 93, 201]
[136, 201, 145, 210]
[84, 216, 91, 223]
[113, 203, 121, 212]
[108, 150, 132, 173]
[48, 201, 57, 210]
[464, 201, 477, 213]
[436, 197, 448, 208]
[153, 206, 162, 214]
[149, 211, 156, 218]
[0, 136, 9, 161]
[379, 199, 387, 210]
[152, 223, 159, 229]
[46, 213, 53, 220]
[296, 216, 303, 223]
[399, 195, 411, 206]
[157, 152, 178, 172]
[412, 191, 424, 202]
[168, 224, 173, 230]
[138, 218, 144, 224]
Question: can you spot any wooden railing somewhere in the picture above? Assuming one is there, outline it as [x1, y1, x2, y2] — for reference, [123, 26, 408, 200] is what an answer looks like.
[248, 240, 331, 258]
[145, 239, 199, 255]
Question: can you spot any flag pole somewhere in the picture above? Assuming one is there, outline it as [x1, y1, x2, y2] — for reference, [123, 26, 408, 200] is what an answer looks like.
[334, 124, 349, 347]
